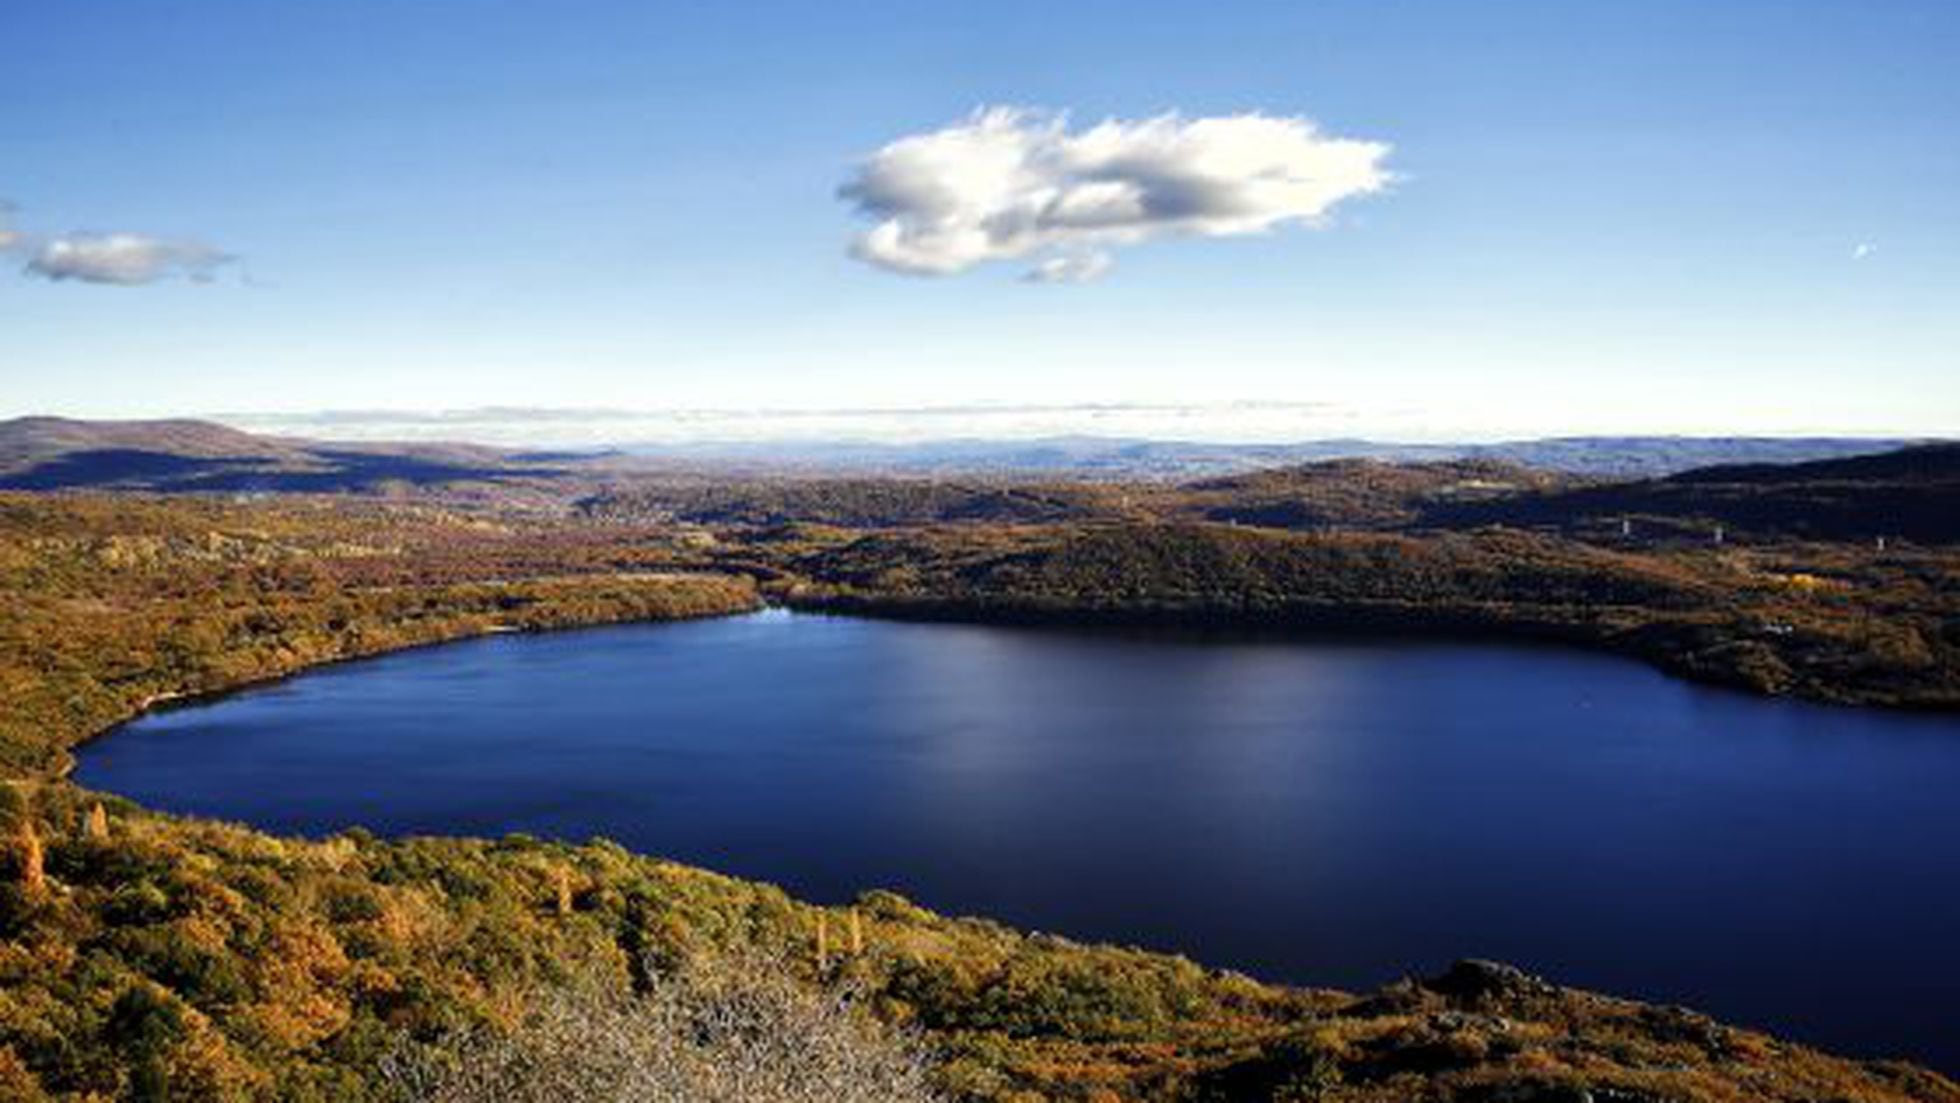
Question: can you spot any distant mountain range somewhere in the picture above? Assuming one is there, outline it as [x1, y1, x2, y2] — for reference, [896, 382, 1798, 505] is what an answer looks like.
[609, 433, 1933, 479]
[0, 415, 1938, 494]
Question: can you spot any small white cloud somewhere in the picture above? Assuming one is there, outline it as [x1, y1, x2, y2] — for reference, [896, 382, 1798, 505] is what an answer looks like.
[1023, 251, 1113, 284]
[840, 107, 1392, 281]
[0, 202, 235, 286]
[1851, 242, 1876, 260]
[24, 232, 232, 285]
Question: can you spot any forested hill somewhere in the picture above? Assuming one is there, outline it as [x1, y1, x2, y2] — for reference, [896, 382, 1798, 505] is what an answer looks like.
[1667, 442, 1960, 485]
[0, 417, 570, 499]
[1181, 458, 1575, 530]
[1425, 443, 1960, 544]
[0, 417, 289, 466]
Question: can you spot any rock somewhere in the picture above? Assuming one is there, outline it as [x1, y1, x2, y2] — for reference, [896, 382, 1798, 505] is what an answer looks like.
[1427, 959, 1555, 1003]
[1474, 1084, 1679, 1103]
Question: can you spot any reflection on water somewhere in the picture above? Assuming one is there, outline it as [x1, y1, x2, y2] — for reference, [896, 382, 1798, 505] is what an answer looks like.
[78, 612, 1960, 1071]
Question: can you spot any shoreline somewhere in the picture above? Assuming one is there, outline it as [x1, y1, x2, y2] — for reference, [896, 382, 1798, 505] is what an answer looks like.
[781, 589, 1960, 714]
[57, 597, 1960, 1077]
[68, 581, 1950, 787]
[50, 582, 765, 781]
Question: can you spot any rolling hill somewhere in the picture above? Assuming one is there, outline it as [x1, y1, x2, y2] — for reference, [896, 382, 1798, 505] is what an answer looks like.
[0, 417, 568, 497]
[1427, 443, 1960, 544]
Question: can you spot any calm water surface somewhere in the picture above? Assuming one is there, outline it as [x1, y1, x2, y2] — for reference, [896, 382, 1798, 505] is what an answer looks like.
[78, 611, 1960, 1071]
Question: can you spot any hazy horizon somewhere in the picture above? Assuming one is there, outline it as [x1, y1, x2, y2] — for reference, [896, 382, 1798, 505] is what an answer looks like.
[211, 405, 1939, 450]
[3, 404, 1937, 452]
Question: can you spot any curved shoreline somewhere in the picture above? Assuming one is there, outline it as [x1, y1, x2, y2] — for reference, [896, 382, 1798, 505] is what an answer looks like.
[781, 589, 1960, 713]
[63, 600, 1960, 1079]
[21, 601, 1960, 1096]
[68, 580, 1952, 789]
[45, 578, 764, 781]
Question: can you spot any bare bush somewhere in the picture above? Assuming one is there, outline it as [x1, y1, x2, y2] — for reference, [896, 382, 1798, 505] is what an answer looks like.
[381, 951, 941, 1103]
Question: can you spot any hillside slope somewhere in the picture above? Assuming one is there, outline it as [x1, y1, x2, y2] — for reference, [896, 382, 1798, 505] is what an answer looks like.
[1428, 444, 1960, 544]
[0, 495, 1953, 1100]
[0, 417, 569, 498]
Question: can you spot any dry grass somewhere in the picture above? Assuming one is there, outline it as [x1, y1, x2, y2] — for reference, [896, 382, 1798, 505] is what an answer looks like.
[380, 950, 941, 1103]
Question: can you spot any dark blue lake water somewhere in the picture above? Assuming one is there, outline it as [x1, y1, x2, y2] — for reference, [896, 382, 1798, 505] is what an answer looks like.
[77, 611, 1960, 1071]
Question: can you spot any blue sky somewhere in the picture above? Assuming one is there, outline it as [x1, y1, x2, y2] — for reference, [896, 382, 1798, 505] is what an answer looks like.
[2, 0, 1956, 442]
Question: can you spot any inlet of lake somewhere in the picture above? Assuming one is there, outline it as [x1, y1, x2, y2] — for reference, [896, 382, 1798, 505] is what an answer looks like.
[76, 610, 1960, 1072]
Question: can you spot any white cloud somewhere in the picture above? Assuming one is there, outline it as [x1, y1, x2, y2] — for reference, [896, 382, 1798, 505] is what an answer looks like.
[24, 232, 232, 285]
[1023, 251, 1112, 284]
[840, 107, 1392, 281]
[1851, 242, 1876, 261]
[0, 202, 234, 285]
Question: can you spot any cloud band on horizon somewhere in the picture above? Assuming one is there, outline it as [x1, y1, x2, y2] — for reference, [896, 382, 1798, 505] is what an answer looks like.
[840, 107, 1393, 281]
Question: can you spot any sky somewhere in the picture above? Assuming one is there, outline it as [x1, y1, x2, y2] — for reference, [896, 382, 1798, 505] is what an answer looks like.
[2, 0, 1957, 444]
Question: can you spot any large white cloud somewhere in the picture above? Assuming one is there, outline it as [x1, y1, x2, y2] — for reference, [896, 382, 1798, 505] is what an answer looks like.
[840, 107, 1392, 281]
[24, 232, 232, 285]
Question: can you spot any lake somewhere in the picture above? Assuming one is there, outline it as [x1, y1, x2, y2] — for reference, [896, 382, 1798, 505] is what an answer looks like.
[76, 610, 1960, 1071]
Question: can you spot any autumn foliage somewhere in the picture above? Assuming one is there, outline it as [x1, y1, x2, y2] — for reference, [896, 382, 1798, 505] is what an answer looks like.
[0, 490, 1953, 1100]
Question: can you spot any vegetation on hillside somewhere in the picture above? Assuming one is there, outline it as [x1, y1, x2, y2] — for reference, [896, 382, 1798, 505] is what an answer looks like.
[0, 479, 1956, 1100]
[5, 781, 1955, 1102]
[578, 478, 1113, 529]
[376, 950, 942, 1102]
[1429, 444, 1960, 545]
[0, 495, 757, 777]
[1180, 458, 1575, 531]
[775, 520, 1960, 709]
